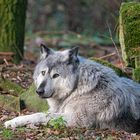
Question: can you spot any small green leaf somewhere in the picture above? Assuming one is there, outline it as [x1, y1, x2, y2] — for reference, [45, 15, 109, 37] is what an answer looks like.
[48, 116, 67, 129]
[2, 129, 13, 139]
[96, 136, 102, 140]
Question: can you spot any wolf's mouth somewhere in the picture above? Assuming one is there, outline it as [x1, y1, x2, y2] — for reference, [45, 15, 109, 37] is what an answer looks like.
[38, 91, 54, 99]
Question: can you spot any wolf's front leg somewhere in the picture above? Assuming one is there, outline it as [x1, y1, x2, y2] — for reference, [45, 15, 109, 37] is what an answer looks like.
[4, 113, 49, 128]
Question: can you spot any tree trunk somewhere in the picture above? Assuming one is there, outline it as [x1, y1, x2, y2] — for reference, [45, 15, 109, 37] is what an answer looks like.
[119, 2, 140, 82]
[0, 0, 27, 64]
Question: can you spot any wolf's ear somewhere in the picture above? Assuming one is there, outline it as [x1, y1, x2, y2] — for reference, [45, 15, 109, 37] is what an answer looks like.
[40, 44, 53, 59]
[66, 47, 79, 64]
[69, 47, 78, 58]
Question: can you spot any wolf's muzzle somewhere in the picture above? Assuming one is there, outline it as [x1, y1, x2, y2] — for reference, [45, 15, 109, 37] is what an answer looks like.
[36, 89, 45, 96]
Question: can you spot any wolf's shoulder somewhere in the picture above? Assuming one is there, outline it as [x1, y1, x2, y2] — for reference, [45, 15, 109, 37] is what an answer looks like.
[78, 56, 115, 74]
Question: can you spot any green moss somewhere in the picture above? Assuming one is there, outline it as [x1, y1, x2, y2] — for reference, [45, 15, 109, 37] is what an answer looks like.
[133, 67, 140, 83]
[119, 2, 140, 66]
[0, 79, 25, 94]
[20, 84, 48, 112]
[0, 79, 22, 112]
[91, 58, 128, 77]
[0, 94, 20, 112]
[135, 57, 140, 68]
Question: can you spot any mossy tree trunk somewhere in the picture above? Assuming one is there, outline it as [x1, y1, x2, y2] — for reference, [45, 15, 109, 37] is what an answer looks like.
[119, 2, 140, 83]
[0, 0, 27, 64]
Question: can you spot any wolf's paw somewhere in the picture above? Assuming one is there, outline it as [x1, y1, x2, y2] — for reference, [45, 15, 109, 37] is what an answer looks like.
[4, 120, 18, 128]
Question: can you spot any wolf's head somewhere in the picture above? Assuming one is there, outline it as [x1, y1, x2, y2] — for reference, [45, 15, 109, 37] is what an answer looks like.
[33, 44, 79, 99]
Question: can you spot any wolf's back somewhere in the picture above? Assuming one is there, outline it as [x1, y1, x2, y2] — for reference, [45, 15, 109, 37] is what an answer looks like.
[76, 58, 140, 131]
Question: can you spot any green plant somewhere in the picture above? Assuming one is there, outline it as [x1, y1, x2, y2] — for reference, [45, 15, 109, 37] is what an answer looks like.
[107, 136, 113, 140]
[2, 129, 13, 139]
[48, 116, 67, 129]
[79, 134, 84, 140]
[96, 136, 102, 140]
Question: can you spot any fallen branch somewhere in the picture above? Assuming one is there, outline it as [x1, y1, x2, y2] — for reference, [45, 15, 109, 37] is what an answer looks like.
[0, 52, 14, 56]
[99, 52, 116, 59]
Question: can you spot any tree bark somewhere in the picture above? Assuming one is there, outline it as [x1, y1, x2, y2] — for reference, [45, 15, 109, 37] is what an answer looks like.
[0, 0, 27, 63]
[119, 2, 140, 82]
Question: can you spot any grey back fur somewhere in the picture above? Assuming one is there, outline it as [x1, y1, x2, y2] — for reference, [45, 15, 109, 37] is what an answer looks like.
[33, 44, 140, 132]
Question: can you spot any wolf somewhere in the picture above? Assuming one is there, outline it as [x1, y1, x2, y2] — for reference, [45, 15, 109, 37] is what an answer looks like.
[4, 44, 140, 132]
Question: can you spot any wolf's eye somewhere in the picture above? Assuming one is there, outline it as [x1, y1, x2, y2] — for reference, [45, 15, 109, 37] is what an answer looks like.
[52, 73, 59, 79]
[41, 71, 46, 76]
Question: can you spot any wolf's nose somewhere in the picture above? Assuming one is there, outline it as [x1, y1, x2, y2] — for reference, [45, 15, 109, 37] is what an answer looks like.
[36, 89, 44, 95]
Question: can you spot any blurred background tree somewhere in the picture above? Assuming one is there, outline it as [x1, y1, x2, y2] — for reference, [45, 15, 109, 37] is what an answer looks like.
[0, 0, 27, 64]
[26, 0, 139, 36]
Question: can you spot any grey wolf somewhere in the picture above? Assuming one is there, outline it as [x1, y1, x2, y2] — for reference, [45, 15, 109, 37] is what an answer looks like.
[5, 44, 140, 132]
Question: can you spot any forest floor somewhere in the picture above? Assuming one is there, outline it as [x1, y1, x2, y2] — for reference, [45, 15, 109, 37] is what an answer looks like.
[0, 33, 139, 140]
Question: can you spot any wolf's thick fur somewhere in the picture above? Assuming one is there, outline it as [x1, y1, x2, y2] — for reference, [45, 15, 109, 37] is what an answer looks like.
[5, 45, 140, 132]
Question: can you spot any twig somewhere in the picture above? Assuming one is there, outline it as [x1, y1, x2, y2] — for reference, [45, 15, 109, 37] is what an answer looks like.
[99, 52, 116, 59]
[0, 52, 14, 55]
[3, 58, 9, 66]
[0, 65, 33, 72]
[106, 21, 124, 70]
